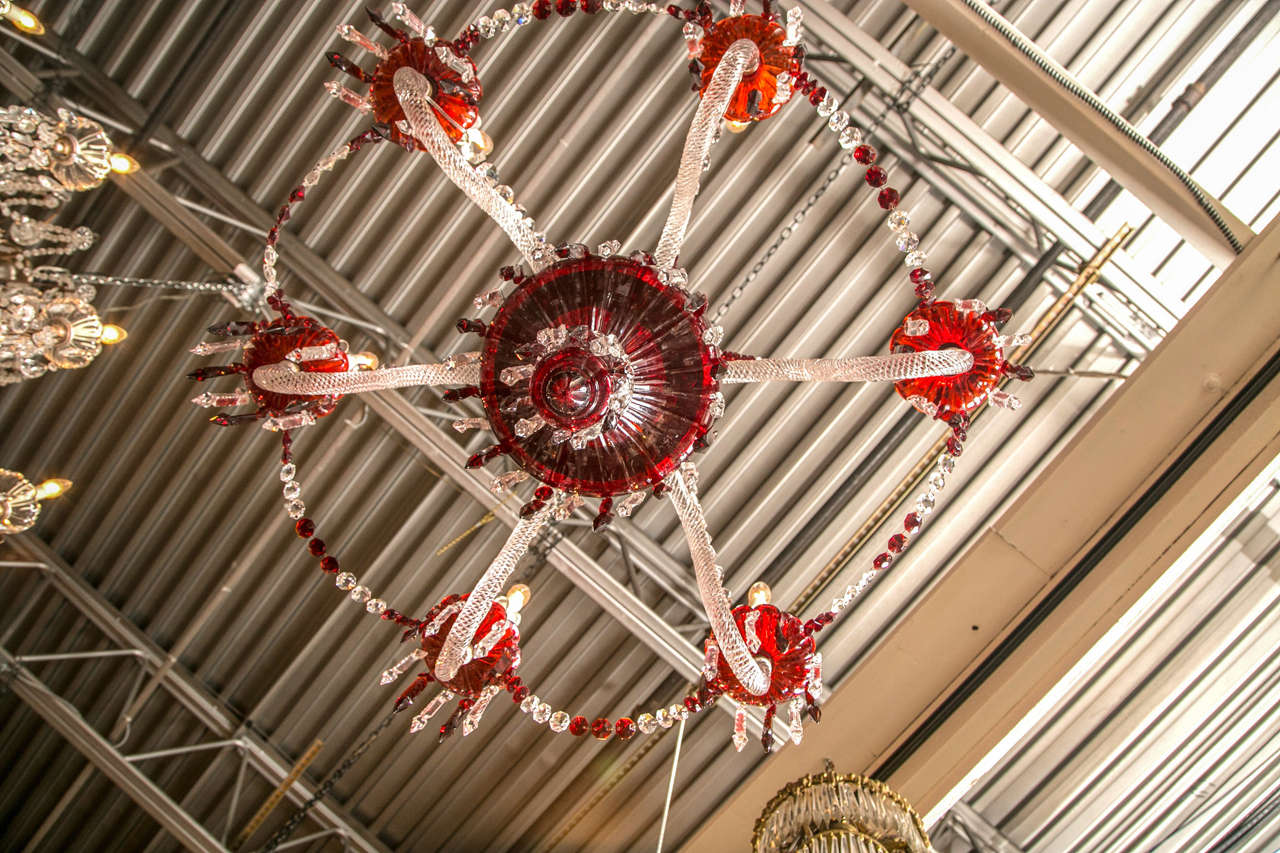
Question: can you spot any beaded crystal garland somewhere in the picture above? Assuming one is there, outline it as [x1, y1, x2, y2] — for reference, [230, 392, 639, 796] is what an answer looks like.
[191, 1, 1035, 752]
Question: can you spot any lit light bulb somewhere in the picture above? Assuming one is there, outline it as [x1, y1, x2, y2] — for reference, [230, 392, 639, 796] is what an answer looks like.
[99, 324, 127, 345]
[725, 119, 752, 134]
[505, 583, 532, 616]
[747, 580, 772, 607]
[108, 152, 140, 174]
[34, 478, 72, 500]
[352, 351, 379, 370]
[6, 5, 45, 35]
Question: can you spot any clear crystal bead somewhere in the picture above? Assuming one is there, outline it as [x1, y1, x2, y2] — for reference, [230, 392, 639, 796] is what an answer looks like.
[532, 702, 551, 724]
[816, 93, 838, 117]
[938, 455, 955, 473]
[895, 231, 920, 253]
[904, 250, 927, 267]
[286, 500, 305, 519]
[512, 2, 532, 24]
[520, 694, 538, 714]
[366, 598, 386, 614]
[838, 126, 862, 150]
[670, 704, 689, 721]
[279, 463, 296, 481]
[550, 711, 570, 732]
[637, 713, 657, 734]
[887, 210, 910, 232]
[827, 110, 849, 133]
[282, 481, 301, 500]
[350, 585, 371, 603]
[335, 572, 357, 591]
[916, 493, 936, 515]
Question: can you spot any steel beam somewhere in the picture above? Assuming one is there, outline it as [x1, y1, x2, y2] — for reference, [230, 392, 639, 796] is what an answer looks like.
[1, 647, 228, 853]
[800, 0, 1172, 304]
[6, 536, 393, 853]
[898, 0, 1252, 268]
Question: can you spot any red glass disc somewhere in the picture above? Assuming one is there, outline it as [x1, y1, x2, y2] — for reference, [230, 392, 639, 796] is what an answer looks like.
[889, 301, 1005, 420]
[368, 39, 482, 146]
[698, 15, 796, 123]
[708, 604, 815, 706]
[480, 255, 721, 497]
[241, 317, 348, 417]
[416, 594, 517, 698]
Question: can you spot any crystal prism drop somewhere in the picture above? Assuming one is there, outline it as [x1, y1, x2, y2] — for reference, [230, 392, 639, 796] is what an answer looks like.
[703, 640, 720, 681]
[788, 697, 805, 745]
[742, 610, 761, 654]
[410, 690, 455, 732]
[462, 684, 501, 736]
[732, 707, 748, 752]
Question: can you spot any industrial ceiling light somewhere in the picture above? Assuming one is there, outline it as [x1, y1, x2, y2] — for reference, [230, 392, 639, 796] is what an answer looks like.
[192, 2, 1034, 750]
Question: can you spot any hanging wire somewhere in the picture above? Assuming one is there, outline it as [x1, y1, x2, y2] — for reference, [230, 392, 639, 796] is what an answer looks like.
[655, 717, 687, 853]
[258, 709, 401, 853]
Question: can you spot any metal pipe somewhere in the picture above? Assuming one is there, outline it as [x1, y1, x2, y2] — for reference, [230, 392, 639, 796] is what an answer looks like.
[125, 739, 242, 764]
[16, 649, 148, 664]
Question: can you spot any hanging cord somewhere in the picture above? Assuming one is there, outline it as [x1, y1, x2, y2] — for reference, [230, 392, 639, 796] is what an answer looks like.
[954, 0, 1244, 255]
[655, 717, 687, 853]
[258, 709, 401, 852]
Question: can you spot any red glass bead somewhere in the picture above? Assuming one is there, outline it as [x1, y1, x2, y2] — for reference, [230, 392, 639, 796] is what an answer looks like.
[987, 307, 1013, 326]
[534, 485, 553, 500]
[556, 0, 575, 14]
[581, 0, 602, 10]
[697, 684, 714, 706]
[289, 186, 305, 203]
[533, 0, 552, 18]
[887, 533, 907, 553]
[684, 695, 700, 713]
[666, 4, 681, 16]
[878, 187, 900, 209]
[615, 717, 636, 740]
[864, 166, 888, 188]
[910, 268, 932, 284]
[569, 715, 589, 736]
[512, 685, 530, 702]
[1005, 362, 1035, 381]
[308, 539, 326, 557]
[320, 555, 339, 573]
[904, 512, 922, 534]
[947, 436, 963, 456]
[591, 717, 612, 740]
[914, 282, 935, 303]
[807, 86, 826, 105]
[519, 499, 545, 517]
[295, 518, 315, 538]
[853, 144, 876, 165]
[873, 552, 893, 570]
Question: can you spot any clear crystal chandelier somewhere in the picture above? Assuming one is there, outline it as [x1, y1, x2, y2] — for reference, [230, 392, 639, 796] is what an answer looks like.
[753, 761, 933, 852]
[0, 468, 70, 542]
[192, 1, 1036, 751]
[0, 106, 136, 384]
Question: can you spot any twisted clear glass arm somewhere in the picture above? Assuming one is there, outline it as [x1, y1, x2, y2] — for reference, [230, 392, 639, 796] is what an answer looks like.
[434, 499, 554, 683]
[654, 38, 760, 270]
[721, 349, 973, 383]
[393, 67, 548, 271]
[670, 466, 770, 696]
[252, 361, 481, 395]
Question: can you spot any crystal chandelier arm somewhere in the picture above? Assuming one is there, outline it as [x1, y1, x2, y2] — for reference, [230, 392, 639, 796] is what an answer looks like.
[252, 361, 481, 395]
[653, 38, 761, 270]
[393, 67, 548, 271]
[721, 349, 973, 383]
[434, 499, 555, 683]
[670, 466, 771, 696]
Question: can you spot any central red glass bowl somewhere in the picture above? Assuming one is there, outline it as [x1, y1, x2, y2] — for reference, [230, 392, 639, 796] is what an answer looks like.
[480, 255, 721, 497]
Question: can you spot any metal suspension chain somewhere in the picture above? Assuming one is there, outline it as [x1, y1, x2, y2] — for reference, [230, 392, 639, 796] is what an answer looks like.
[258, 708, 401, 852]
[712, 45, 954, 323]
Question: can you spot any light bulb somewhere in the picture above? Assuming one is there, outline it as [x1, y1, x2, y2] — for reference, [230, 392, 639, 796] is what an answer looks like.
[505, 583, 532, 616]
[747, 580, 772, 607]
[352, 351, 379, 370]
[34, 478, 72, 500]
[108, 152, 140, 174]
[99, 324, 127, 345]
[6, 6, 44, 35]
[725, 119, 752, 134]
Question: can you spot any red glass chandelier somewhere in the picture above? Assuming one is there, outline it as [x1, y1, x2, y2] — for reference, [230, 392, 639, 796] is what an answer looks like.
[191, 1, 1034, 752]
